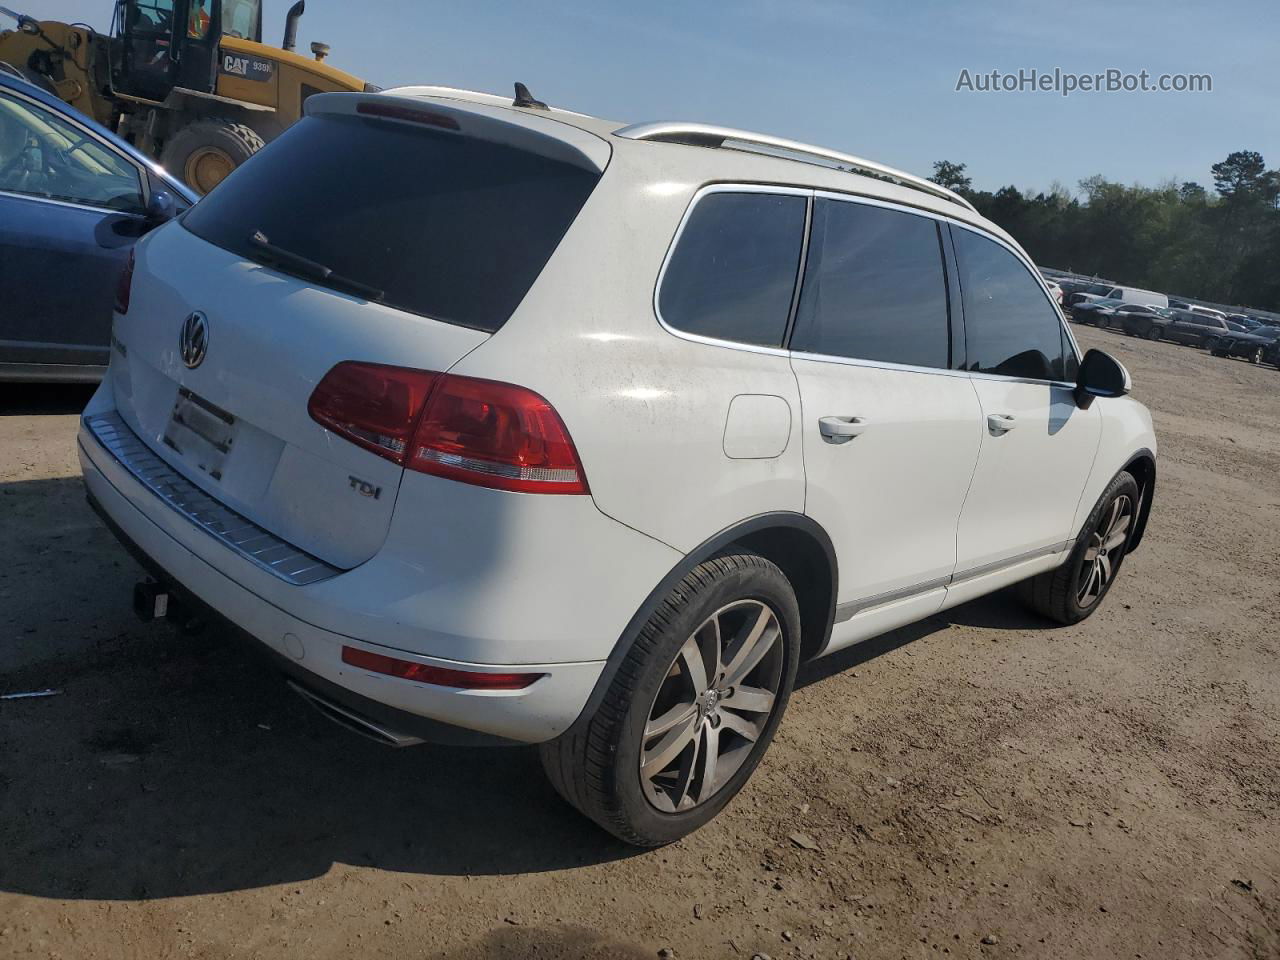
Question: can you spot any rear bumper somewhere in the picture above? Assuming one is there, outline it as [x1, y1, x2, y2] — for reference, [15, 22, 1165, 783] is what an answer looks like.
[77, 402, 665, 744]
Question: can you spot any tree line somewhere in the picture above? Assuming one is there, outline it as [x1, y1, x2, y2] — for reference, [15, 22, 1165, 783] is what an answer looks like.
[928, 153, 1280, 312]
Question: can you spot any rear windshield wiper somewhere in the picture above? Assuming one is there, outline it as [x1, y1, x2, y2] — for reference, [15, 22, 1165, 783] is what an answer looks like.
[248, 231, 384, 301]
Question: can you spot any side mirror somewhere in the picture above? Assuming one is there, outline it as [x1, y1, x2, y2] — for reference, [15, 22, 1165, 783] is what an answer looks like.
[144, 190, 177, 227]
[1074, 348, 1131, 409]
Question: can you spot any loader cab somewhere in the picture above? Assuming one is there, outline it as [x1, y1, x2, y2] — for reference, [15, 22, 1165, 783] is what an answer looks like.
[113, 0, 262, 101]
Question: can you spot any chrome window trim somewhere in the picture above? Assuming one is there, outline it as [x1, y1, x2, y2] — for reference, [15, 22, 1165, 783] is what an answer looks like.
[651, 183, 1083, 385]
[84, 411, 341, 586]
[0, 188, 145, 218]
[789, 349, 972, 380]
[651, 182, 814, 358]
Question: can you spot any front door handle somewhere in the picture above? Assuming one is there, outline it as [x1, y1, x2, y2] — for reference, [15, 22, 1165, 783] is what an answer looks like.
[987, 413, 1017, 435]
[818, 416, 868, 444]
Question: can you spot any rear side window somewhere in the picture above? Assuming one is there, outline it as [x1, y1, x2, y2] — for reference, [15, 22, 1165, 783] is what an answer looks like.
[659, 192, 806, 348]
[182, 114, 602, 333]
[790, 199, 950, 369]
[953, 227, 1070, 381]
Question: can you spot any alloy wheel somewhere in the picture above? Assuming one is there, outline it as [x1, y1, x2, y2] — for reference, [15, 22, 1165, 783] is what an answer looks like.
[639, 600, 784, 813]
[1078, 494, 1133, 608]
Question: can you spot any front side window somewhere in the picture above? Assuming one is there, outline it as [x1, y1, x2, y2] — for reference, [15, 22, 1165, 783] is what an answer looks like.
[659, 192, 806, 348]
[953, 226, 1071, 381]
[0, 93, 144, 212]
[790, 198, 950, 369]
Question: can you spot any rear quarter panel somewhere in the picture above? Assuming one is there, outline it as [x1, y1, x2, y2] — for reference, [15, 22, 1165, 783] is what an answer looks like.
[447, 149, 806, 554]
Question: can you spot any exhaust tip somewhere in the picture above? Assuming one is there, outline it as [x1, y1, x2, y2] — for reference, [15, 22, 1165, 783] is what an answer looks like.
[286, 680, 425, 748]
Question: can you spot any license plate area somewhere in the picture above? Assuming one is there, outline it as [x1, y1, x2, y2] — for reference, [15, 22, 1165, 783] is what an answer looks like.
[162, 387, 236, 481]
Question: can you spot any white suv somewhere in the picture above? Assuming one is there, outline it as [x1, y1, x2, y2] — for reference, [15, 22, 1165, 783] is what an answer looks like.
[79, 85, 1157, 845]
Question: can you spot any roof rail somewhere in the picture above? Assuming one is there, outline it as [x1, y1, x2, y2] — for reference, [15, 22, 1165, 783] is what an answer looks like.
[613, 122, 977, 213]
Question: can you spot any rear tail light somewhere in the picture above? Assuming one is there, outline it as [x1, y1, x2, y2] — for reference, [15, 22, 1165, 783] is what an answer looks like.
[114, 250, 135, 314]
[307, 362, 439, 463]
[341, 645, 543, 690]
[307, 362, 588, 494]
[409, 375, 588, 494]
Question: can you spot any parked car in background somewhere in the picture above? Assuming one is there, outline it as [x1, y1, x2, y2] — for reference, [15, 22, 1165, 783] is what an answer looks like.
[1186, 305, 1228, 324]
[1070, 297, 1125, 325]
[1066, 283, 1168, 310]
[78, 85, 1156, 845]
[1043, 279, 1064, 305]
[1056, 279, 1096, 302]
[1146, 308, 1233, 349]
[1168, 300, 1190, 309]
[1210, 326, 1280, 364]
[0, 72, 196, 383]
[1112, 303, 1166, 336]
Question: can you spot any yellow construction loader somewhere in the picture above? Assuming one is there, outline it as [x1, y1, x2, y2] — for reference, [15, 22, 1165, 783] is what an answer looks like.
[0, 0, 370, 193]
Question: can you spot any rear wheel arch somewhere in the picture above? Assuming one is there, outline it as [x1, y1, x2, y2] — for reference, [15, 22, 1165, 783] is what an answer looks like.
[564, 513, 837, 737]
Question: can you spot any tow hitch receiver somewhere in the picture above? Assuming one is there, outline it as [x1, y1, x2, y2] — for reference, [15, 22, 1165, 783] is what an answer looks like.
[133, 580, 171, 622]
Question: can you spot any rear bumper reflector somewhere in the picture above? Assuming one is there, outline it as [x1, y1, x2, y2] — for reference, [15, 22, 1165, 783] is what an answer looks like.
[341, 645, 544, 690]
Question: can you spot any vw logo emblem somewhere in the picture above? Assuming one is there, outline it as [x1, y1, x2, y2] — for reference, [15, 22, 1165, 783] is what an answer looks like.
[179, 311, 209, 369]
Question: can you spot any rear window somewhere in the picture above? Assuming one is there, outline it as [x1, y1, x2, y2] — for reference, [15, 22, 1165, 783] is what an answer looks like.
[182, 113, 602, 333]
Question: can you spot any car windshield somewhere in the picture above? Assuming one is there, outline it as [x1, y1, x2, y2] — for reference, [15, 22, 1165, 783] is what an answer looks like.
[1084, 283, 1113, 295]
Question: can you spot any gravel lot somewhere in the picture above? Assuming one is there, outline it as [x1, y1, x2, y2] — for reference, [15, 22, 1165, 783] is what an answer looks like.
[1, 325, 1278, 960]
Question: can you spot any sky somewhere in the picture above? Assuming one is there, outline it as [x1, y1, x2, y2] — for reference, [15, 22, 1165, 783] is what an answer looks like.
[20, 0, 1280, 195]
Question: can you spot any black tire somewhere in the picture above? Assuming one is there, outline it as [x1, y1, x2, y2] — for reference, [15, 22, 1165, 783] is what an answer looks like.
[159, 120, 265, 195]
[1145, 325, 1161, 341]
[1017, 471, 1140, 625]
[1210, 348, 1227, 358]
[1203, 336, 1220, 351]
[540, 551, 801, 846]
[1250, 347, 1264, 364]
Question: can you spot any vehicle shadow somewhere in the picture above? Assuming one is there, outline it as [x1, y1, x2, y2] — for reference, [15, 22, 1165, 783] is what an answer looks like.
[797, 590, 1051, 690]
[0, 381, 97, 416]
[0, 471, 1053, 903]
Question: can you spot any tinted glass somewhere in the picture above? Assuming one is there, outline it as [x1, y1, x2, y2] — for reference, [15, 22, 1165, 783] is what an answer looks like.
[953, 227, 1070, 380]
[659, 192, 806, 348]
[0, 93, 143, 212]
[183, 114, 602, 333]
[790, 199, 949, 368]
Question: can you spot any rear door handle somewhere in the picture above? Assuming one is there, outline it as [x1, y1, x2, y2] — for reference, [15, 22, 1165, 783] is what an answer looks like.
[987, 413, 1017, 435]
[818, 416, 868, 444]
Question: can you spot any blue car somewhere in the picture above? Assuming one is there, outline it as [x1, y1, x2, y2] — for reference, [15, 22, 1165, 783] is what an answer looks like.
[0, 69, 197, 382]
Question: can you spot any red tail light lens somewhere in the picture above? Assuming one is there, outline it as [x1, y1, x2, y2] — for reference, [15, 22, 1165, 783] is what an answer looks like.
[342, 645, 543, 690]
[410, 375, 588, 494]
[307, 362, 439, 464]
[114, 250, 135, 315]
[307, 363, 588, 494]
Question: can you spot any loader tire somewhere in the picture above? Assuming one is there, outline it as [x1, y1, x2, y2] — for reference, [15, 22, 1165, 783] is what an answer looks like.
[160, 120, 265, 195]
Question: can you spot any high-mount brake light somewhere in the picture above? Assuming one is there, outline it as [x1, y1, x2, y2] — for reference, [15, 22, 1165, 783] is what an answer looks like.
[356, 101, 461, 131]
[307, 364, 589, 494]
[341, 646, 544, 690]
[114, 250, 135, 315]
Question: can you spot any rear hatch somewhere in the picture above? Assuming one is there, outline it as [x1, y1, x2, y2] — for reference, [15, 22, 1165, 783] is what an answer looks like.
[109, 93, 609, 569]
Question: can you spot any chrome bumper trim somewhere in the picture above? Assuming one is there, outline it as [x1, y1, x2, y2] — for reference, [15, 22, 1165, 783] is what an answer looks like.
[84, 411, 340, 586]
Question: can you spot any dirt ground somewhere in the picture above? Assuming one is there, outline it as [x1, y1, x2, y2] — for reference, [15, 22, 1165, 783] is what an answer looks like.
[1, 325, 1278, 960]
